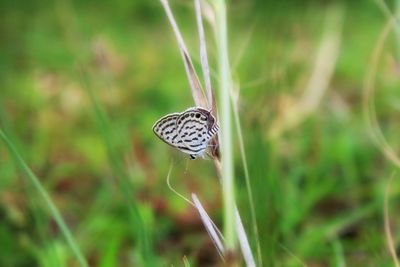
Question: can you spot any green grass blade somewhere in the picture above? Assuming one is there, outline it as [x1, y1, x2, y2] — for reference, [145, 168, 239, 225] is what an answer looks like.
[213, 0, 237, 251]
[231, 93, 262, 266]
[183, 255, 191, 267]
[0, 129, 88, 267]
[331, 239, 346, 267]
[79, 70, 154, 265]
[396, 0, 400, 61]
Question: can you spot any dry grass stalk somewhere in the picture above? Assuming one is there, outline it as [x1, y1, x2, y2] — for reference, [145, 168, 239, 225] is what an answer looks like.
[159, 0, 220, 160]
[362, 12, 399, 267]
[384, 173, 400, 267]
[269, 6, 343, 139]
[159, 0, 208, 110]
[192, 193, 225, 259]
[159, 1, 257, 265]
[363, 18, 400, 167]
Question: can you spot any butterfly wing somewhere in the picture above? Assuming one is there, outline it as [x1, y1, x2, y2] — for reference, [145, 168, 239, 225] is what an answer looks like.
[152, 113, 195, 156]
[176, 108, 219, 157]
[152, 113, 180, 145]
[153, 107, 219, 159]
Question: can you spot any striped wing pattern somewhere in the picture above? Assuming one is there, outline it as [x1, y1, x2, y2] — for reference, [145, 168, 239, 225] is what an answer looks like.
[152, 107, 218, 159]
[152, 113, 180, 146]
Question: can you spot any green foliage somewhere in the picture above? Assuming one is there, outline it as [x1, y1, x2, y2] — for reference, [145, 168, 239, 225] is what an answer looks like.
[0, 0, 399, 266]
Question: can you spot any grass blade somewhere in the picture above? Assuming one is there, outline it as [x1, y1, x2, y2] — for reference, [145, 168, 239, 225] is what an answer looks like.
[213, 0, 237, 252]
[235, 209, 256, 267]
[195, 0, 214, 110]
[363, 18, 400, 167]
[79, 69, 154, 265]
[384, 173, 400, 267]
[192, 193, 225, 259]
[159, 0, 208, 108]
[0, 129, 88, 267]
[269, 5, 343, 138]
[231, 83, 262, 266]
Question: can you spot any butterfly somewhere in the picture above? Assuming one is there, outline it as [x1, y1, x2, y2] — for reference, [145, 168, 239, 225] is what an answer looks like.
[153, 107, 219, 159]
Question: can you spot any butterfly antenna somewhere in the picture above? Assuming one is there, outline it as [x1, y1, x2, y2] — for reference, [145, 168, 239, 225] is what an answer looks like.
[166, 160, 194, 206]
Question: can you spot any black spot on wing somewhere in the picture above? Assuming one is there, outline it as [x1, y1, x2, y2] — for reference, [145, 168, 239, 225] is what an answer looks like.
[183, 137, 199, 143]
[171, 133, 179, 141]
[184, 142, 205, 148]
[161, 122, 176, 132]
[164, 129, 176, 136]
[188, 131, 197, 137]
[179, 119, 206, 132]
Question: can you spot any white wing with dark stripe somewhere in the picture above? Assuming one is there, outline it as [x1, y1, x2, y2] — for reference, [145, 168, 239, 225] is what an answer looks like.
[152, 112, 195, 155]
[152, 113, 180, 146]
[152, 107, 219, 159]
[176, 108, 218, 158]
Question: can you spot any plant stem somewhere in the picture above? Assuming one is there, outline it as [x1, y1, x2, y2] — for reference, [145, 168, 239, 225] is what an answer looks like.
[214, 0, 236, 251]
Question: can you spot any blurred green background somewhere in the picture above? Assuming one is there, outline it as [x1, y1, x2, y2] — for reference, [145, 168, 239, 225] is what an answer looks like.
[1, 0, 400, 266]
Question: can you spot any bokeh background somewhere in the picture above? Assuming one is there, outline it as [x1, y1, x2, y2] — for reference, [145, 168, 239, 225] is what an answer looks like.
[1, 0, 399, 266]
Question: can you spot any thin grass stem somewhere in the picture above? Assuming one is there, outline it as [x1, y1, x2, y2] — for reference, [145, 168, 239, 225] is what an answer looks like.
[231, 82, 262, 266]
[384, 172, 400, 267]
[192, 194, 226, 259]
[235, 209, 256, 267]
[213, 0, 237, 251]
[195, 0, 213, 108]
[363, 18, 400, 168]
